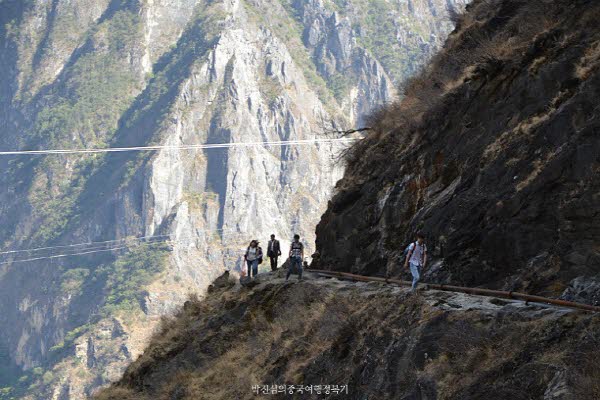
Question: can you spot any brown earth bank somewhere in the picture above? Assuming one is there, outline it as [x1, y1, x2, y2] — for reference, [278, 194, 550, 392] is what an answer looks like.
[94, 270, 600, 400]
[313, 0, 600, 303]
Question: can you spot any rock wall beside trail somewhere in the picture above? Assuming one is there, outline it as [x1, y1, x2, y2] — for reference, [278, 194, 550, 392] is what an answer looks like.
[314, 0, 600, 302]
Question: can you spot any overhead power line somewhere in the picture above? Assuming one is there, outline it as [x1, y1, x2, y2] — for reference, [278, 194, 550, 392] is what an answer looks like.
[0, 234, 172, 256]
[0, 227, 249, 257]
[1, 238, 197, 265]
[0, 137, 358, 263]
[0, 231, 275, 265]
[0, 244, 145, 265]
[0, 137, 358, 156]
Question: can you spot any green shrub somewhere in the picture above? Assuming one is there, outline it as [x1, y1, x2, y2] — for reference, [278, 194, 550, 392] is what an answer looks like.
[98, 243, 170, 316]
[329, 73, 354, 101]
[60, 268, 90, 294]
[41, 371, 53, 385]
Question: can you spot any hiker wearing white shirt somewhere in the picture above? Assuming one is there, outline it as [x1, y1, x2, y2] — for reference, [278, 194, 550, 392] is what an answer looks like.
[404, 232, 427, 292]
[244, 240, 263, 279]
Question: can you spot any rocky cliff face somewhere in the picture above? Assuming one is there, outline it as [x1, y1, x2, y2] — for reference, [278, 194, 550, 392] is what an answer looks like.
[0, 0, 464, 398]
[94, 271, 600, 400]
[315, 0, 600, 302]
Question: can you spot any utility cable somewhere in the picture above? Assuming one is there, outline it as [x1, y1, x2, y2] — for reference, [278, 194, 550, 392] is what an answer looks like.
[0, 232, 274, 265]
[0, 137, 358, 156]
[0, 225, 262, 256]
[0, 244, 146, 265]
[0, 234, 173, 256]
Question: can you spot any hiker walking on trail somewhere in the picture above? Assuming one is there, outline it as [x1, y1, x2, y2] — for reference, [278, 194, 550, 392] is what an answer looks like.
[404, 233, 427, 292]
[286, 234, 304, 281]
[244, 240, 263, 279]
[267, 234, 282, 271]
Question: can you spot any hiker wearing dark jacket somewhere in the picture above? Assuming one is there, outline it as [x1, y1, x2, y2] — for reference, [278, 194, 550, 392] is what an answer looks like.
[267, 234, 282, 271]
[404, 232, 427, 292]
[244, 240, 263, 279]
[286, 234, 304, 281]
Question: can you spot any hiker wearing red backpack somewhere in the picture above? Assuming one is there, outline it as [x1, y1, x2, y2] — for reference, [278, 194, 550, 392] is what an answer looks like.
[403, 232, 428, 292]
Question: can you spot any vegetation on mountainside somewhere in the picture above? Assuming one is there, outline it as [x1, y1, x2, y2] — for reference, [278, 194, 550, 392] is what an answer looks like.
[275, 0, 362, 103]
[313, 0, 441, 82]
[25, 9, 143, 244]
[0, 342, 22, 400]
[243, 0, 337, 109]
[56, 242, 170, 345]
[0, 367, 42, 400]
[0, 242, 170, 400]
[328, 72, 354, 101]
[274, 0, 452, 103]
[99, 242, 171, 317]
[183, 191, 219, 211]
[347, 0, 438, 81]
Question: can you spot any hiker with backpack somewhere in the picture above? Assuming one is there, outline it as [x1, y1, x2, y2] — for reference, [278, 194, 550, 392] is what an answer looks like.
[286, 234, 304, 281]
[244, 240, 263, 279]
[403, 232, 428, 292]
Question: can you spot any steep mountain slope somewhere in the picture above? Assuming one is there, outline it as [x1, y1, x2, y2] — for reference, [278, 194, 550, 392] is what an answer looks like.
[94, 271, 600, 400]
[315, 0, 600, 302]
[93, 2, 600, 400]
[0, 0, 464, 398]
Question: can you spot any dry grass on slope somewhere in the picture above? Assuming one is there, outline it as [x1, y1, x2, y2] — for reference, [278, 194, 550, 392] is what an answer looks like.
[94, 278, 369, 400]
[94, 275, 600, 400]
